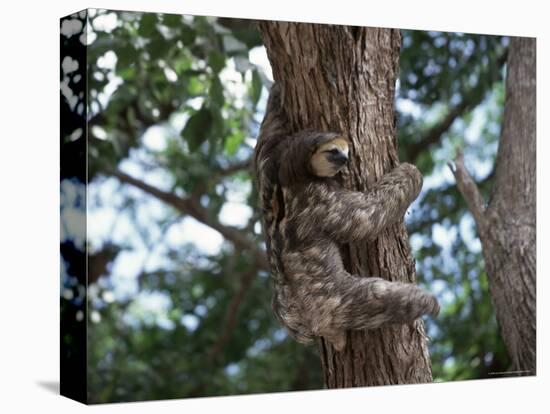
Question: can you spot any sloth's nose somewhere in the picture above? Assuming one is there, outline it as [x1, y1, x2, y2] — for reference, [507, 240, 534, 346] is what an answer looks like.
[331, 152, 348, 165]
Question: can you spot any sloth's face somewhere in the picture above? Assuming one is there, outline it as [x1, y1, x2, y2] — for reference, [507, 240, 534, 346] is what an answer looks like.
[310, 138, 350, 177]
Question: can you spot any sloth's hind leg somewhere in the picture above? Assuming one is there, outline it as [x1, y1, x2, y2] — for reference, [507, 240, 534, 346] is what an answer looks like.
[302, 268, 439, 351]
[328, 274, 440, 331]
[286, 246, 439, 351]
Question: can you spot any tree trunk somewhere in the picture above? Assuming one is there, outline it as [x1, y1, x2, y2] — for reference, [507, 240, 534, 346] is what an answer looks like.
[451, 37, 536, 374]
[258, 22, 433, 386]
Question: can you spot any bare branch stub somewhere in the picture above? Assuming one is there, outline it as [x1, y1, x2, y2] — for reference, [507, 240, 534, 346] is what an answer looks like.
[449, 149, 487, 235]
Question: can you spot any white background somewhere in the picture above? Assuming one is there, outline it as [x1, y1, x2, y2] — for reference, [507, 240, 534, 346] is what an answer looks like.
[0, 0, 547, 412]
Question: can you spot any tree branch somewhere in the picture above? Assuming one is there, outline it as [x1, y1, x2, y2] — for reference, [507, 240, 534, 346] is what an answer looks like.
[408, 99, 472, 162]
[216, 159, 251, 177]
[189, 159, 252, 198]
[448, 149, 487, 235]
[107, 168, 269, 270]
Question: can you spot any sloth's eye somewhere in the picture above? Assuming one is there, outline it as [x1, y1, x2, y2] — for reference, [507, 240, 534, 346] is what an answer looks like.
[328, 149, 340, 155]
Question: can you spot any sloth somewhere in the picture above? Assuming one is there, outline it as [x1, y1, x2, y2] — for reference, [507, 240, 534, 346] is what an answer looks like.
[254, 84, 440, 351]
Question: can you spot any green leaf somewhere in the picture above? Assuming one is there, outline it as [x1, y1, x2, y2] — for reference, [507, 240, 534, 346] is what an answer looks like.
[180, 25, 196, 45]
[208, 107, 225, 152]
[227, 27, 262, 49]
[148, 37, 171, 60]
[211, 107, 224, 136]
[162, 14, 183, 27]
[174, 56, 193, 75]
[224, 131, 245, 155]
[187, 76, 206, 96]
[116, 66, 136, 81]
[181, 108, 213, 152]
[209, 76, 224, 108]
[138, 13, 157, 37]
[126, 106, 136, 129]
[250, 69, 263, 108]
[208, 50, 226, 73]
[116, 44, 137, 70]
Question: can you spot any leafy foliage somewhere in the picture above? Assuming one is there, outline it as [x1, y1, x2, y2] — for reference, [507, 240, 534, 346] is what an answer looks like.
[60, 10, 511, 403]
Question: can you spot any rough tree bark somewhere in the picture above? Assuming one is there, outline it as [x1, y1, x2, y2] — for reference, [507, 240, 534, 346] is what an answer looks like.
[258, 22, 433, 386]
[451, 37, 536, 374]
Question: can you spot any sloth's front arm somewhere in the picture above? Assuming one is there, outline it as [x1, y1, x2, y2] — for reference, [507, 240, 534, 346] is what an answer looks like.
[298, 162, 423, 243]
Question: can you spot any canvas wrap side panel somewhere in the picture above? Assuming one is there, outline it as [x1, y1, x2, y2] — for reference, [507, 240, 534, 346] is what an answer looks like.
[60, 9, 88, 404]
